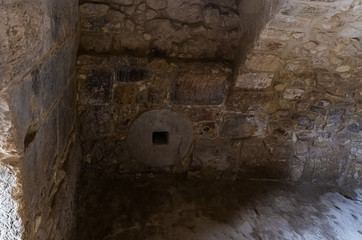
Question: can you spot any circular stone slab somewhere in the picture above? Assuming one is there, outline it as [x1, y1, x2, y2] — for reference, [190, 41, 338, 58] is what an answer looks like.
[127, 109, 193, 167]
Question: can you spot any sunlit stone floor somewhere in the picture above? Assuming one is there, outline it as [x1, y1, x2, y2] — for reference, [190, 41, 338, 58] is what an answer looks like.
[75, 171, 362, 240]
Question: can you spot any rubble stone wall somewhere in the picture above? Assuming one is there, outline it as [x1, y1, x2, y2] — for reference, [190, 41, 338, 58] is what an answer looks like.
[78, 0, 362, 186]
[79, 0, 241, 60]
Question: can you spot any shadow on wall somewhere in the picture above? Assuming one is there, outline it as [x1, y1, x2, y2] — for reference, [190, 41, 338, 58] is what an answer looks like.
[75, 171, 362, 240]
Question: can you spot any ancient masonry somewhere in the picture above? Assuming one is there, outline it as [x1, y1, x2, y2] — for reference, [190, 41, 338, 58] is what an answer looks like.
[1, 0, 362, 239]
[78, 0, 362, 185]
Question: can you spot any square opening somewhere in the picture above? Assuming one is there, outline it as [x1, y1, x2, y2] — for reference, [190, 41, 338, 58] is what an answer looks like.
[152, 131, 169, 145]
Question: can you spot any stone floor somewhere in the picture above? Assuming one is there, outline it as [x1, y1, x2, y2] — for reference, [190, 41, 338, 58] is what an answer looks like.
[75, 171, 362, 240]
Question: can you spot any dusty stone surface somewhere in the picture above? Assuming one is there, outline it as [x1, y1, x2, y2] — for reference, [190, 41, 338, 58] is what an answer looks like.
[75, 172, 362, 240]
[77, 0, 362, 186]
[0, 0, 80, 239]
[79, 0, 241, 60]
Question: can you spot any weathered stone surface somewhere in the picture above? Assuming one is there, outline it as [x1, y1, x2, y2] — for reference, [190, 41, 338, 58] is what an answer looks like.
[240, 138, 272, 165]
[80, 3, 109, 15]
[0, 1, 80, 239]
[194, 122, 217, 138]
[171, 63, 228, 105]
[76, 0, 362, 186]
[226, 91, 277, 114]
[116, 68, 153, 82]
[79, 0, 242, 60]
[245, 54, 284, 72]
[113, 84, 139, 104]
[79, 69, 113, 105]
[193, 139, 236, 170]
[235, 72, 274, 89]
[221, 115, 267, 138]
[80, 106, 113, 140]
[146, 0, 167, 10]
[283, 88, 304, 100]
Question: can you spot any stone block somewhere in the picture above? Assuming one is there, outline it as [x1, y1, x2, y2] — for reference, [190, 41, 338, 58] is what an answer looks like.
[183, 108, 220, 122]
[113, 84, 139, 104]
[146, 0, 167, 10]
[116, 68, 153, 82]
[220, 115, 267, 138]
[80, 106, 113, 140]
[111, 105, 139, 133]
[147, 84, 168, 104]
[171, 63, 229, 105]
[245, 54, 284, 72]
[283, 88, 304, 100]
[80, 3, 109, 15]
[79, 69, 113, 105]
[226, 91, 277, 114]
[240, 138, 271, 165]
[193, 139, 236, 170]
[193, 122, 217, 138]
[235, 72, 274, 89]
[80, 33, 113, 53]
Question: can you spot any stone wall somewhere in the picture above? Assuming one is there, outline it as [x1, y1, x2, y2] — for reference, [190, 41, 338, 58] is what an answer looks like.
[78, 0, 362, 186]
[0, 0, 80, 239]
[79, 0, 241, 60]
[238, 0, 285, 64]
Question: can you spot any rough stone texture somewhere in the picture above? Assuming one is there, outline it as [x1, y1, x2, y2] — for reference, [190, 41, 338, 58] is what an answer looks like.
[193, 139, 237, 170]
[0, 164, 22, 240]
[232, 0, 362, 184]
[79, 0, 240, 60]
[0, 0, 80, 239]
[171, 63, 230, 105]
[78, 0, 362, 185]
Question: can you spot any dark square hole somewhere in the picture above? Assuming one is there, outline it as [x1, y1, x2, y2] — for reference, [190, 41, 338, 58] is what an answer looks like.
[152, 131, 169, 145]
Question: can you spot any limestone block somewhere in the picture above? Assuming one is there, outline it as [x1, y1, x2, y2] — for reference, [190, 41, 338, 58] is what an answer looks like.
[148, 84, 168, 104]
[220, 115, 267, 138]
[116, 68, 153, 82]
[245, 54, 284, 72]
[111, 104, 139, 133]
[80, 3, 109, 15]
[283, 88, 304, 100]
[183, 108, 220, 122]
[202, 6, 222, 27]
[145, 19, 176, 39]
[80, 33, 113, 53]
[80, 106, 113, 140]
[193, 139, 236, 170]
[171, 63, 229, 105]
[240, 138, 271, 165]
[226, 91, 277, 114]
[166, 2, 201, 23]
[193, 122, 217, 138]
[113, 84, 139, 104]
[269, 15, 311, 29]
[146, 0, 167, 10]
[79, 69, 113, 105]
[235, 72, 274, 89]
